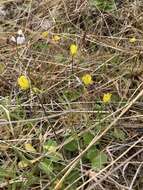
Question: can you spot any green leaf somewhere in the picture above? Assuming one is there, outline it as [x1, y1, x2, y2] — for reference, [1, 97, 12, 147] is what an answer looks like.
[91, 152, 108, 171]
[39, 159, 53, 174]
[90, 0, 116, 12]
[10, 106, 26, 120]
[50, 152, 63, 162]
[43, 139, 57, 153]
[43, 140, 62, 161]
[54, 54, 66, 63]
[64, 140, 78, 152]
[94, 103, 103, 111]
[0, 167, 14, 178]
[112, 128, 126, 140]
[63, 89, 82, 102]
[20, 171, 38, 190]
[66, 170, 80, 186]
[32, 42, 49, 51]
[83, 132, 94, 145]
[86, 146, 98, 160]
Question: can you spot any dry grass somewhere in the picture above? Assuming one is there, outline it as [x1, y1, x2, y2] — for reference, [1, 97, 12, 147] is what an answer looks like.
[1, 0, 143, 189]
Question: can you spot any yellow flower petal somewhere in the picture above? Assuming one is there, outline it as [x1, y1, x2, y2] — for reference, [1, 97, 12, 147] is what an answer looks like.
[18, 160, 29, 169]
[24, 143, 36, 153]
[17, 75, 30, 90]
[41, 31, 48, 38]
[129, 37, 136, 43]
[70, 44, 78, 56]
[103, 93, 112, 104]
[52, 35, 61, 42]
[82, 74, 93, 86]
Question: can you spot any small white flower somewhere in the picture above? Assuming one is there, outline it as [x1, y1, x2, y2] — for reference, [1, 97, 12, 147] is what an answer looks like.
[0, 6, 6, 17]
[75, 76, 82, 86]
[9, 29, 26, 45]
[16, 36, 26, 45]
[16, 29, 26, 45]
[10, 36, 16, 43]
[76, 76, 82, 84]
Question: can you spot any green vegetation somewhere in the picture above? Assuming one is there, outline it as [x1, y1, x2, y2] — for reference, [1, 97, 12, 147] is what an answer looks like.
[0, 0, 143, 189]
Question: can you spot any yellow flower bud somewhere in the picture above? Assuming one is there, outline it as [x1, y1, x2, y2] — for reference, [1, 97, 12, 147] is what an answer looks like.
[52, 35, 61, 42]
[70, 44, 78, 56]
[18, 160, 29, 169]
[103, 93, 112, 104]
[82, 74, 93, 86]
[17, 75, 30, 90]
[24, 143, 36, 153]
[129, 37, 136, 43]
[41, 31, 48, 38]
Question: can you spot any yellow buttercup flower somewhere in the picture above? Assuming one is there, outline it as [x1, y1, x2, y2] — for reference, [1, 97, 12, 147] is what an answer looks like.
[52, 35, 61, 42]
[70, 44, 78, 56]
[41, 31, 48, 38]
[17, 75, 30, 90]
[129, 37, 136, 43]
[82, 74, 93, 86]
[103, 93, 112, 104]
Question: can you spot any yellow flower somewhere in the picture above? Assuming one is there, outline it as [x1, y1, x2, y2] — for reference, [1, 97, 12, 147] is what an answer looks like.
[41, 31, 48, 38]
[52, 35, 61, 42]
[24, 143, 36, 153]
[70, 44, 78, 56]
[103, 93, 112, 104]
[17, 75, 30, 90]
[82, 74, 93, 86]
[18, 160, 29, 169]
[129, 37, 136, 43]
